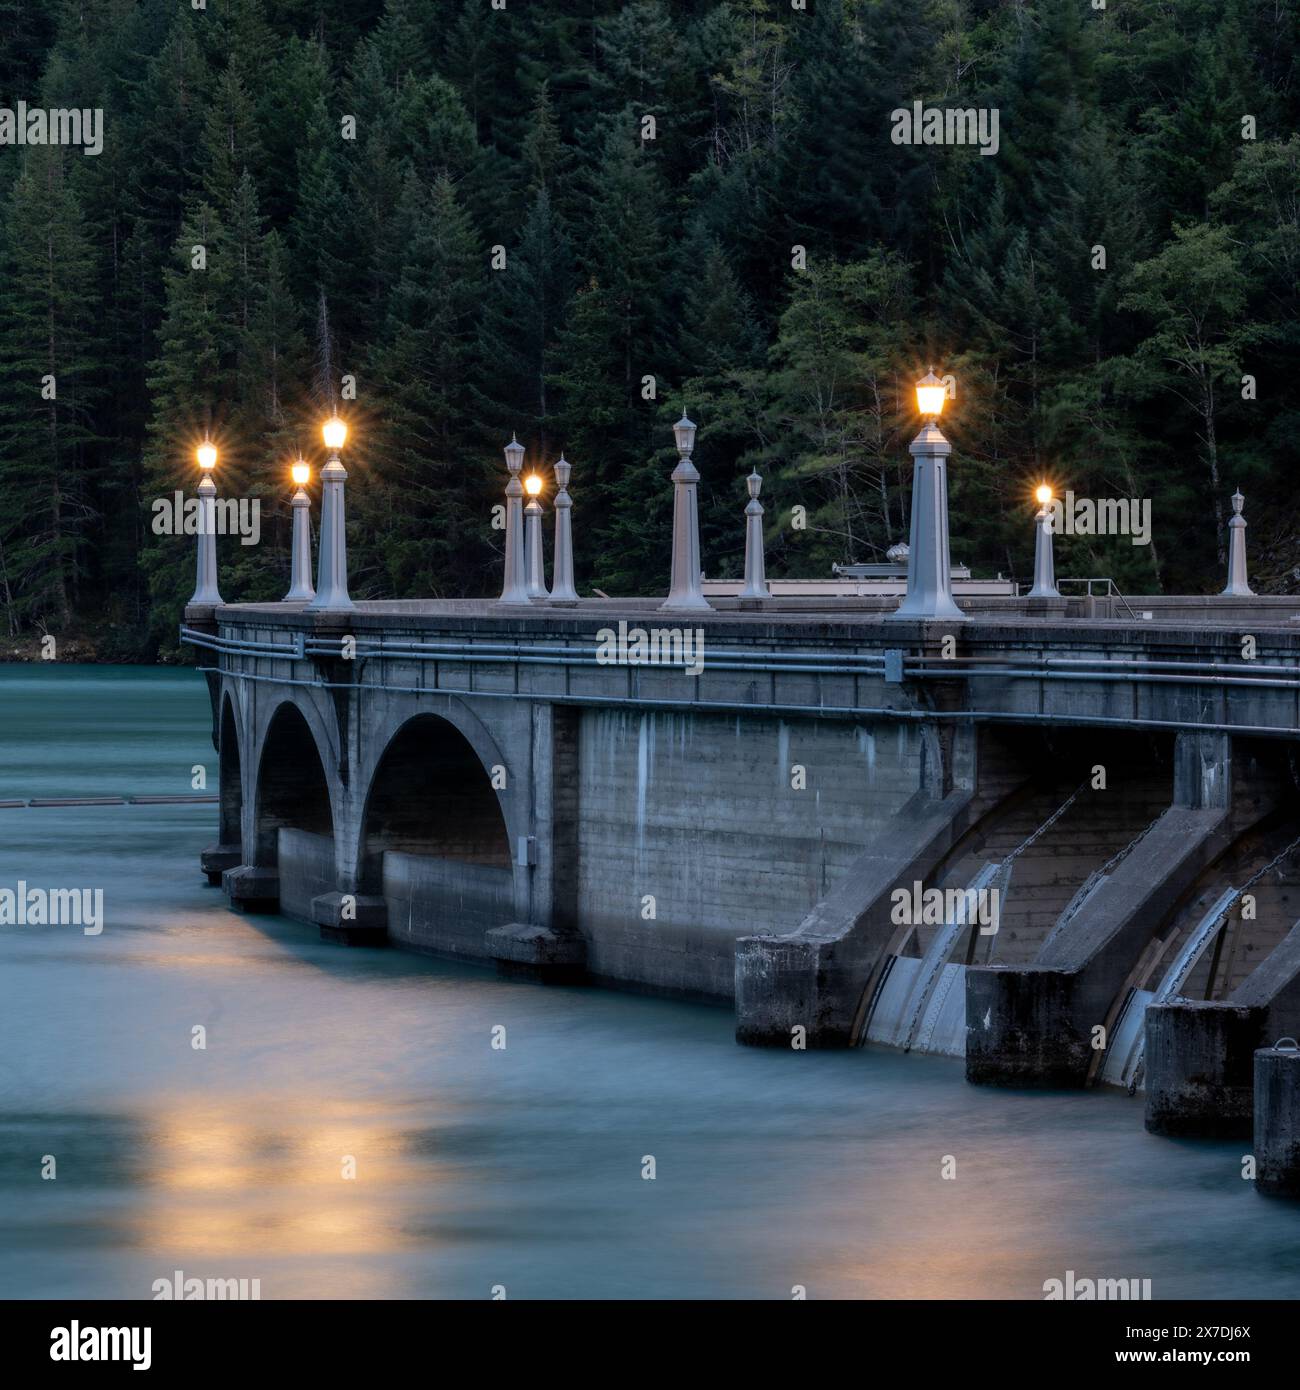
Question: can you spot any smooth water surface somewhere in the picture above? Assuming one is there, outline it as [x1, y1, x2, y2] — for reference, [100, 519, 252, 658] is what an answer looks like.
[1, 664, 1298, 1300]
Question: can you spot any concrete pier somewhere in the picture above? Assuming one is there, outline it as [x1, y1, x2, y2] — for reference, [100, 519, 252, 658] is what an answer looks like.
[1144, 1001, 1268, 1138]
[1255, 1042, 1300, 1196]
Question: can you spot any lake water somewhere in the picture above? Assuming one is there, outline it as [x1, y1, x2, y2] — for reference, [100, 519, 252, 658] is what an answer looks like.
[1, 664, 1298, 1300]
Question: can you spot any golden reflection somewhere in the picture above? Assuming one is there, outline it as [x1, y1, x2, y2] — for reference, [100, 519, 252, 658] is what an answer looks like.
[132, 1102, 435, 1259]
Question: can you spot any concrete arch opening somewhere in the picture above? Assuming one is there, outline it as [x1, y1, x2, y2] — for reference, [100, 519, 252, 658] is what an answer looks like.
[238, 701, 336, 920]
[360, 715, 513, 957]
[254, 701, 334, 865]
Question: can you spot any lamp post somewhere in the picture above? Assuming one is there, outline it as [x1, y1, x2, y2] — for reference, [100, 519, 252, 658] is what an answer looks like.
[189, 439, 223, 606]
[524, 472, 549, 600]
[548, 454, 579, 605]
[1222, 489, 1253, 597]
[1027, 484, 1061, 599]
[888, 369, 965, 623]
[739, 469, 770, 602]
[661, 412, 710, 611]
[498, 434, 530, 605]
[285, 459, 315, 602]
[307, 415, 354, 612]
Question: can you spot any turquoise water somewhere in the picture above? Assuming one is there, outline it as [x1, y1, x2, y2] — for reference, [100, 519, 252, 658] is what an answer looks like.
[1, 664, 1299, 1300]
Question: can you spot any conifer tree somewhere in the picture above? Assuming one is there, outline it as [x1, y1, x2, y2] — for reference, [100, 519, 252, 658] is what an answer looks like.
[0, 148, 101, 629]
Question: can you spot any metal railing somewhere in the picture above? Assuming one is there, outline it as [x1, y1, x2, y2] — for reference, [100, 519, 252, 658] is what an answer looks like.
[181, 625, 1300, 690]
[1054, 577, 1140, 621]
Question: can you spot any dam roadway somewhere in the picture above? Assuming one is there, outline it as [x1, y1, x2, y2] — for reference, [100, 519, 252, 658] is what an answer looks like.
[183, 592, 1300, 1140]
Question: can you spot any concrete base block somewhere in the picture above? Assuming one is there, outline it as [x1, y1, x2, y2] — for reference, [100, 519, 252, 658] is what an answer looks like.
[1144, 1001, 1269, 1139]
[965, 966, 1089, 1087]
[222, 864, 280, 913]
[311, 891, 389, 946]
[200, 843, 241, 887]
[1255, 1045, 1300, 1197]
[735, 935, 847, 1047]
[486, 923, 587, 983]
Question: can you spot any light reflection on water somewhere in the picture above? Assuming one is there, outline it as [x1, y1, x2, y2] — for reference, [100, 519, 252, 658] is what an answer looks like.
[2, 665, 1300, 1299]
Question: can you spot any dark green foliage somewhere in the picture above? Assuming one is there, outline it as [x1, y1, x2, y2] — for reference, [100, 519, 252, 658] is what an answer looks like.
[0, 0, 1297, 651]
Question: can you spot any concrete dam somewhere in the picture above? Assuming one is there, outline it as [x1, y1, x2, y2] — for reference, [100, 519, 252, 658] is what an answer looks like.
[183, 591, 1300, 1147]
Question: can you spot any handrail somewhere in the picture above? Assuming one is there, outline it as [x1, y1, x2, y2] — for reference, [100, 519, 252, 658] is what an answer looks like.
[181, 626, 1300, 692]
[1055, 577, 1140, 621]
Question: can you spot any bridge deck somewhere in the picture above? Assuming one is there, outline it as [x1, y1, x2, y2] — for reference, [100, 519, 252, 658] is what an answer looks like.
[184, 594, 1300, 741]
[198, 591, 1300, 630]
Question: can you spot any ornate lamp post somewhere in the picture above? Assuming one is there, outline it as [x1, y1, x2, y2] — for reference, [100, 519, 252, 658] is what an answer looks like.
[1027, 484, 1061, 599]
[498, 434, 530, 605]
[739, 468, 771, 602]
[548, 454, 580, 606]
[888, 369, 966, 623]
[1222, 489, 1253, 597]
[285, 458, 315, 602]
[189, 439, 223, 606]
[524, 472, 549, 600]
[661, 413, 710, 611]
[307, 415, 354, 612]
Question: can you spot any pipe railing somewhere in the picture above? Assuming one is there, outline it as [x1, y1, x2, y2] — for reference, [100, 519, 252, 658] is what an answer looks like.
[195, 664, 1300, 741]
[180, 627, 1300, 692]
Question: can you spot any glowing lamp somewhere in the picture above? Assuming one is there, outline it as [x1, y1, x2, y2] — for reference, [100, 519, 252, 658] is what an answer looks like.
[915, 369, 946, 419]
[292, 460, 311, 488]
[524, 473, 543, 497]
[1035, 484, 1053, 506]
[322, 416, 347, 451]
[196, 440, 218, 471]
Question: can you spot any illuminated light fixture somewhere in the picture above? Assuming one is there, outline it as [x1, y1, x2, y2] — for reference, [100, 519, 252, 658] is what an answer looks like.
[524, 473, 548, 600]
[307, 418, 354, 611]
[915, 368, 946, 419]
[189, 441, 222, 605]
[285, 460, 315, 603]
[322, 416, 347, 452]
[888, 368, 964, 622]
[1028, 479, 1061, 600]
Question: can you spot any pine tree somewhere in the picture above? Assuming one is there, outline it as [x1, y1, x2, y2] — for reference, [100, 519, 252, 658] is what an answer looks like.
[361, 173, 487, 597]
[139, 203, 234, 648]
[0, 147, 102, 629]
[474, 188, 576, 453]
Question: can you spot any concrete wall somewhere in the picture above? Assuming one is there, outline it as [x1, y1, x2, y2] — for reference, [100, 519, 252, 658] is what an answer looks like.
[575, 709, 927, 999]
[383, 850, 515, 958]
[277, 828, 336, 922]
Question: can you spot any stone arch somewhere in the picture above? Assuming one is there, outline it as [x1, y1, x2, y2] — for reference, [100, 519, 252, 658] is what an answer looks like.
[358, 712, 516, 954]
[218, 693, 243, 847]
[358, 713, 511, 891]
[253, 700, 336, 868]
